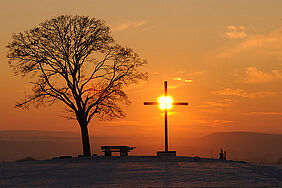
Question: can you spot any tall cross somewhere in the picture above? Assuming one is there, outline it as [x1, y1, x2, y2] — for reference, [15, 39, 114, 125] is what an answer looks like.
[144, 81, 188, 152]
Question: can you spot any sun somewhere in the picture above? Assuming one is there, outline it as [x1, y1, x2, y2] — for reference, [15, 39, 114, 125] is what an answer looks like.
[158, 96, 173, 110]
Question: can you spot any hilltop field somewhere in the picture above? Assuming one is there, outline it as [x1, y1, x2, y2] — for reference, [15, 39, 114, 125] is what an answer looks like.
[0, 156, 281, 187]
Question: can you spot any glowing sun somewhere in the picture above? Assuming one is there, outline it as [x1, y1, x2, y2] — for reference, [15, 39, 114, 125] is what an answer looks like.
[158, 96, 173, 110]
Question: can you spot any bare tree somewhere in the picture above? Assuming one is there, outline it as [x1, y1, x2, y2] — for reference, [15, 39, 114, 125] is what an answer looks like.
[7, 15, 147, 156]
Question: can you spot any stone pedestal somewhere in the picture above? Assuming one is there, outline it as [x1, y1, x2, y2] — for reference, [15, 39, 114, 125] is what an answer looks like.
[157, 151, 176, 157]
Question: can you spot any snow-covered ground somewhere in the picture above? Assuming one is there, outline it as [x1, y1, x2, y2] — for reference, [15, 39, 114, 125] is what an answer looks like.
[0, 156, 281, 187]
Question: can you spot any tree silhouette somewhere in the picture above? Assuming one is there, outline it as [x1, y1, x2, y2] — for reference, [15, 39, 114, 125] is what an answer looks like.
[7, 15, 147, 156]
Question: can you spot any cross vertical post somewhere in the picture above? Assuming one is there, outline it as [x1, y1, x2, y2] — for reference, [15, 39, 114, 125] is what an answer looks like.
[144, 81, 188, 156]
[164, 81, 168, 152]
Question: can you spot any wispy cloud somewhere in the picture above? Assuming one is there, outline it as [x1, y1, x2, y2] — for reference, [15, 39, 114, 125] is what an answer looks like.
[218, 27, 282, 58]
[212, 88, 277, 98]
[99, 120, 146, 126]
[124, 81, 152, 95]
[169, 71, 205, 88]
[240, 67, 282, 83]
[173, 70, 204, 77]
[168, 83, 188, 89]
[187, 71, 205, 76]
[172, 77, 193, 83]
[197, 99, 233, 113]
[170, 77, 192, 89]
[225, 25, 247, 39]
[184, 119, 233, 127]
[246, 111, 282, 116]
[112, 20, 147, 32]
[198, 100, 233, 108]
[172, 77, 182, 81]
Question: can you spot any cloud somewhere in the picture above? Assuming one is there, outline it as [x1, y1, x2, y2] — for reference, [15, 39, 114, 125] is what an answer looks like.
[99, 120, 146, 126]
[241, 67, 282, 83]
[225, 25, 247, 39]
[246, 111, 282, 116]
[197, 99, 233, 113]
[226, 25, 246, 31]
[187, 71, 205, 76]
[212, 88, 277, 98]
[124, 81, 152, 95]
[170, 71, 205, 88]
[184, 119, 233, 127]
[198, 100, 233, 108]
[139, 25, 157, 32]
[168, 83, 187, 89]
[218, 27, 282, 58]
[172, 77, 182, 81]
[172, 77, 193, 83]
[112, 20, 147, 32]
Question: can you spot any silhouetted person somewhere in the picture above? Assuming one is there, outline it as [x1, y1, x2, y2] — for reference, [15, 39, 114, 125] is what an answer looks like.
[219, 148, 223, 160]
[223, 151, 227, 160]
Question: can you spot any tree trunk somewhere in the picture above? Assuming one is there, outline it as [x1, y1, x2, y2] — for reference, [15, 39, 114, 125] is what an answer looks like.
[79, 122, 91, 156]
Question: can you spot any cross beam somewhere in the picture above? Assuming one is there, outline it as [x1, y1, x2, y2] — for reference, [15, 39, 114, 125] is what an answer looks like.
[144, 81, 188, 152]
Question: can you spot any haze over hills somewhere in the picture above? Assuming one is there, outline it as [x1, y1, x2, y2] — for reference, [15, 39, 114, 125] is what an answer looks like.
[0, 130, 79, 141]
[0, 130, 281, 163]
[182, 132, 282, 163]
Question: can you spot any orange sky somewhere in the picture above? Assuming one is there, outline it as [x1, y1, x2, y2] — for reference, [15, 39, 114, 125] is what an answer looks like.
[0, 0, 281, 144]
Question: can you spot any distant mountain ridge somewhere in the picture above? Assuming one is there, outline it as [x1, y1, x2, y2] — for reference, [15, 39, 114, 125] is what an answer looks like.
[0, 130, 80, 141]
[0, 130, 281, 163]
[185, 131, 282, 163]
[205, 131, 282, 139]
[200, 131, 282, 152]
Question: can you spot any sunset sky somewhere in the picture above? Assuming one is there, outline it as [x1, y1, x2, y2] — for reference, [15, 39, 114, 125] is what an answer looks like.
[0, 0, 281, 146]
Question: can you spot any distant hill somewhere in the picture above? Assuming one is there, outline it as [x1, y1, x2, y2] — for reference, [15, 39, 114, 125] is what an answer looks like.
[0, 130, 281, 163]
[0, 130, 82, 161]
[0, 130, 142, 161]
[176, 132, 282, 163]
[0, 130, 80, 141]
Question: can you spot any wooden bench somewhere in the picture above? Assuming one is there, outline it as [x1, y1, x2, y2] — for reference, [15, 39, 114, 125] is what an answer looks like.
[101, 146, 135, 156]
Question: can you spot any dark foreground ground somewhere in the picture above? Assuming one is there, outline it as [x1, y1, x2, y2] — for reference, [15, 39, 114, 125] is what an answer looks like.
[0, 156, 281, 187]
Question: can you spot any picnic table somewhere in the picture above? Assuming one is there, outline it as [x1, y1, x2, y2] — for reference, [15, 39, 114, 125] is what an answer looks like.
[101, 146, 135, 156]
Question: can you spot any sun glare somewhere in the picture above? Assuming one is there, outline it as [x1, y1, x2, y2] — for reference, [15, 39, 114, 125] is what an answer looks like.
[158, 96, 173, 110]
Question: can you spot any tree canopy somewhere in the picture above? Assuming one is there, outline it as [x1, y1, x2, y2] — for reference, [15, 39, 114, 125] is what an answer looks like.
[7, 15, 148, 155]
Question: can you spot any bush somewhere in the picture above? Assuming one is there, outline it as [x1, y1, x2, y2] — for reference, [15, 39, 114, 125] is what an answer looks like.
[15, 157, 36, 162]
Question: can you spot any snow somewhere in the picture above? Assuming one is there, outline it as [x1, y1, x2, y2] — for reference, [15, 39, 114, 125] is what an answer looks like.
[0, 156, 281, 187]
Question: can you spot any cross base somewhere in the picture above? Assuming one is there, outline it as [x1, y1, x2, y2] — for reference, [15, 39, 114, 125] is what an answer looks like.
[157, 151, 176, 157]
